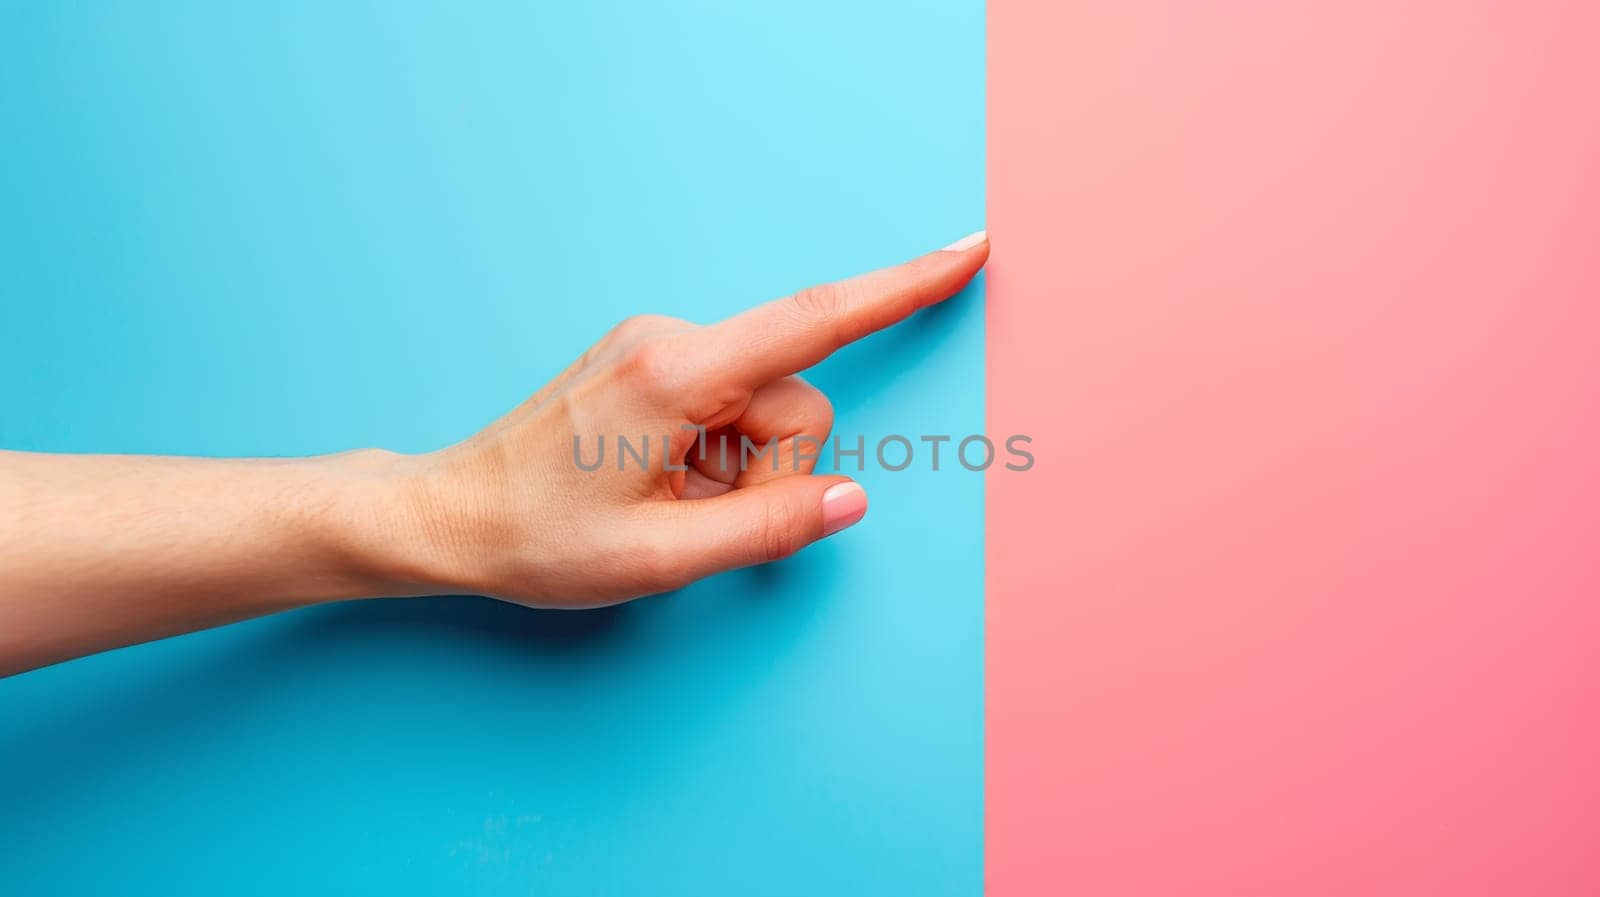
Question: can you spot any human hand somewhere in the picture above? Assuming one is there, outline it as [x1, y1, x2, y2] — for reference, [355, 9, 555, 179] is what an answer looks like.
[391, 232, 989, 607]
[0, 232, 986, 672]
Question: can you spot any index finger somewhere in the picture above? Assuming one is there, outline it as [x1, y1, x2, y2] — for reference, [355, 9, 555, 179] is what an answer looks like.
[691, 231, 989, 387]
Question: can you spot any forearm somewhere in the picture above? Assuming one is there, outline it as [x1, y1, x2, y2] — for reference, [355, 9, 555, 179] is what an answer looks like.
[0, 449, 434, 675]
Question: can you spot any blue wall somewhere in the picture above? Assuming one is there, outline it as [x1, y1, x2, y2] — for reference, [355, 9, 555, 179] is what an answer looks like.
[0, 3, 984, 892]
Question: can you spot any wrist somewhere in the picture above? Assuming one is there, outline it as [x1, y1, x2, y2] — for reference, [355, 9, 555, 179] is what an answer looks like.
[310, 449, 465, 599]
[339, 446, 514, 599]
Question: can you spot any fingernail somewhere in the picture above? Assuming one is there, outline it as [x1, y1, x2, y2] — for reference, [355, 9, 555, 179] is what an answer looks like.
[941, 230, 988, 252]
[821, 482, 869, 536]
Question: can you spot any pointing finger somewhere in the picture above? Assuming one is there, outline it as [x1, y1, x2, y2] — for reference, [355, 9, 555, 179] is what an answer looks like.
[691, 231, 988, 387]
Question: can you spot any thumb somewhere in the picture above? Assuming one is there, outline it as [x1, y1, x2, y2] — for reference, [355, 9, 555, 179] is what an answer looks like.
[661, 475, 869, 582]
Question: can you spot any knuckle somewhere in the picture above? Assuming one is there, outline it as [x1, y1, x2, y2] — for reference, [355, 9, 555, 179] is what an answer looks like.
[609, 314, 668, 344]
[616, 335, 680, 388]
[758, 498, 805, 564]
[778, 379, 834, 438]
[608, 313, 693, 349]
[808, 389, 835, 431]
[788, 284, 849, 331]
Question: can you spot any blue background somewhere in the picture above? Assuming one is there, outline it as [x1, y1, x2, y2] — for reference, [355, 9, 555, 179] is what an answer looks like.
[0, 3, 984, 893]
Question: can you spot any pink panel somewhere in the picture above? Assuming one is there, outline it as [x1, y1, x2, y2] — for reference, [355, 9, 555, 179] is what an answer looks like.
[988, 1, 1600, 893]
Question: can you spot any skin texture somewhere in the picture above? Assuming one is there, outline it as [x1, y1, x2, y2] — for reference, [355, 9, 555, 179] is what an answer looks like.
[0, 234, 988, 676]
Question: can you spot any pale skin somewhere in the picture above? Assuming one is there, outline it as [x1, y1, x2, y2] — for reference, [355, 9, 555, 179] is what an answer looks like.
[0, 232, 989, 676]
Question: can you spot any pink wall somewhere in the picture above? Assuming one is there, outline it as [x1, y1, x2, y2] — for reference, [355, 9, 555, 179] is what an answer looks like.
[988, 1, 1600, 892]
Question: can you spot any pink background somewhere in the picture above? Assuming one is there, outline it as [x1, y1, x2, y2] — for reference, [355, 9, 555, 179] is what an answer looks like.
[988, 1, 1600, 893]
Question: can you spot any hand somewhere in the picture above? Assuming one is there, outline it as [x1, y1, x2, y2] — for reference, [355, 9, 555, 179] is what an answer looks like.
[0, 232, 986, 673]
[393, 232, 989, 607]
